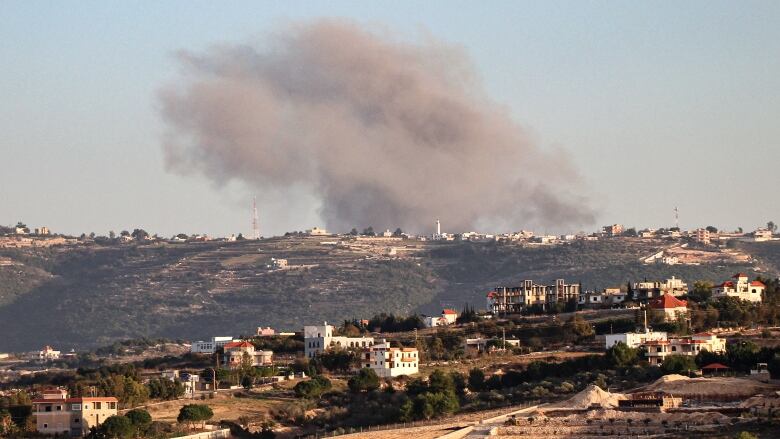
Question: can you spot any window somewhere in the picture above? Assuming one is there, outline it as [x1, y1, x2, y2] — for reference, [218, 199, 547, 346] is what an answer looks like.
[43, 423, 48, 429]
[109, 402, 116, 410]
[83, 404, 89, 410]
[72, 404, 81, 411]
[94, 402, 101, 410]
[45, 405, 52, 412]
[56, 405, 62, 411]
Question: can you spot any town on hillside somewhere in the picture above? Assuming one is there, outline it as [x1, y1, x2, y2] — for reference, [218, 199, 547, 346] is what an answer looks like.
[3, 218, 780, 439]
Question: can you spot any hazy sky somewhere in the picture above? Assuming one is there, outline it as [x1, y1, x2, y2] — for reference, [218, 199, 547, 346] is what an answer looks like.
[1, 1, 778, 237]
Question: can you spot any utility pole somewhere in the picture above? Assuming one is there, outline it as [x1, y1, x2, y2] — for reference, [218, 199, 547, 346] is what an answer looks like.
[502, 328, 506, 351]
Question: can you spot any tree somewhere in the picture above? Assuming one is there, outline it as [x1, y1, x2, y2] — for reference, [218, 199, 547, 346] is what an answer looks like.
[661, 355, 697, 375]
[393, 228, 403, 237]
[131, 229, 149, 241]
[125, 409, 152, 433]
[606, 342, 639, 368]
[706, 226, 718, 233]
[109, 230, 116, 239]
[177, 404, 213, 429]
[348, 368, 380, 393]
[99, 415, 134, 439]
[468, 368, 485, 392]
[362, 226, 375, 236]
[565, 314, 594, 341]
[768, 221, 777, 234]
[120, 230, 130, 237]
[349, 228, 359, 236]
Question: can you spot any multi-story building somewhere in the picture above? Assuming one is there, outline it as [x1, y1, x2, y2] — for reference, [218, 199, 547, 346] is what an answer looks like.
[222, 341, 273, 368]
[190, 336, 235, 354]
[304, 323, 377, 358]
[32, 389, 118, 437]
[487, 279, 581, 314]
[632, 276, 688, 300]
[711, 273, 765, 303]
[693, 228, 711, 244]
[643, 333, 726, 366]
[648, 295, 688, 322]
[602, 224, 624, 236]
[362, 343, 418, 378]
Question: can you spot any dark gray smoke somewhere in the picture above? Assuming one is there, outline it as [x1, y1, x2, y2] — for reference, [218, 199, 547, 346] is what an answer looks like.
[160, 20, 594, 233]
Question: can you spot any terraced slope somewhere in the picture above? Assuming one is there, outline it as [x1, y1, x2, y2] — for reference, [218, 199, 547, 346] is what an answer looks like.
[0, 237, 776, 351]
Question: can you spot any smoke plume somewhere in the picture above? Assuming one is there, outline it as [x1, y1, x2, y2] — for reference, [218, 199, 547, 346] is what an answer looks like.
[160, 20, 594, 234]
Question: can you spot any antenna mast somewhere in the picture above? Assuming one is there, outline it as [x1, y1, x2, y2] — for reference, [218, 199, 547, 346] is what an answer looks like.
[251, 197, 260, 240]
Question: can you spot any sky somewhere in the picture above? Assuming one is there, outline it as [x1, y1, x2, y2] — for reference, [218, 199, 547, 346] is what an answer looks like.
[1, 1, 778, 237]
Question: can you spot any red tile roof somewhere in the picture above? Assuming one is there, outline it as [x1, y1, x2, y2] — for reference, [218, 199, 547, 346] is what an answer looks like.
[751, 281, 766, 287]
[649, 294, 687, 309]
[442, 309, 458, 315]
[733, 273, 748, 279]
[223, 341, 253, 349]
[702, 362, 729, 370]
[716, 281, 734, 288]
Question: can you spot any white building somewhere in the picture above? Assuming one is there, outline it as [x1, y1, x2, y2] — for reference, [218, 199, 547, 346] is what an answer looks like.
[579, 288, 627, 308]
[362, 342, 418, 378]
[306, 227, 329, 236]
[38, 346, 61, 361]
[190, 336, 235, 354]
[711, 273, 765, 303]
[304, 323, 377, 358]
[633, 276, 689, 300]
[423, 309, 459, 327]
[605, 330, 668, 349]
[644, 333, 727, 366]
[753, 228, 773, 242]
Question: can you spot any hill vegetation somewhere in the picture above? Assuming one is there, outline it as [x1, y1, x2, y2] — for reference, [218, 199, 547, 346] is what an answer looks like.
[0, 237, 777, 351]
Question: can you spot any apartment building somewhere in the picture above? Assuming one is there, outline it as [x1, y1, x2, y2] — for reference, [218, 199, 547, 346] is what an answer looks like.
[487, 279, 581, 314]
[712, 273, 765, 303]
[362, 342, 418, 378]
[693, 228, 711, 244]
[304, 323, 377, 358]
[603, 224, 624, 236]
[32, 389, 118, 437]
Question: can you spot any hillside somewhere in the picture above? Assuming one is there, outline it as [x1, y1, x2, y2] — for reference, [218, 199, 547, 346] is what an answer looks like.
[0, 237, 778, 351]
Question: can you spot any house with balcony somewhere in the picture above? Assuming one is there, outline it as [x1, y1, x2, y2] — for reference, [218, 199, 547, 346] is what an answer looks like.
[32, 389, 118, 437]
[362, 342, 418, 378]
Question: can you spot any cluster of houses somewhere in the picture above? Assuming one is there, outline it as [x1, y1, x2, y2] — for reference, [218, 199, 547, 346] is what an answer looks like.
[304, 322, 419, 377]
[487, 274, 768, 317]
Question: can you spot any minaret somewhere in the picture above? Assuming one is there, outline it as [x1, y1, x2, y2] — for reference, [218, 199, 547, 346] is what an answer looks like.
[251, 197, 260, 240]
[436, 219, 441, 236]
